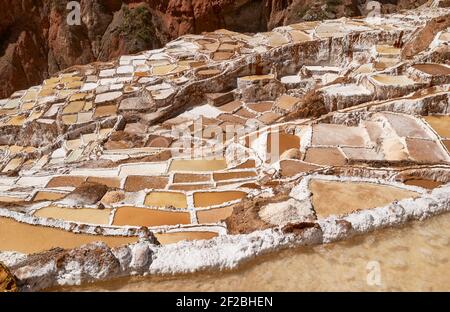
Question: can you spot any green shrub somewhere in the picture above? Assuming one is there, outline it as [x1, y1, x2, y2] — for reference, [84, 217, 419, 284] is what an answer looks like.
[119, 5, 154, 44]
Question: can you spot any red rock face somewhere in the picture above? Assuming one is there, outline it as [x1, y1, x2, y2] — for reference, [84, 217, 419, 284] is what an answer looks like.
[0, 0, 426, 98]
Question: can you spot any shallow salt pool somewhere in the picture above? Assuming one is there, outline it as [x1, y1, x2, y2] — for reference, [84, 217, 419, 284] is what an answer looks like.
[310, 180, 419, 217]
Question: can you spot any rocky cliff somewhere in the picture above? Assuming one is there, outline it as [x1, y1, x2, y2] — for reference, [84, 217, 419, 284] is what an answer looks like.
[0, 0, 427, 98]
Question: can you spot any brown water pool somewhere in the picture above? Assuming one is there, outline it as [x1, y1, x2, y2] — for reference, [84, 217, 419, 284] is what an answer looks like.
[424, 115, 450, 138]
[87, 177, 121, 188]
[113, 207, 190, 227]
[144, 192, 187, 209]
[173, 173, 210, 183]
[169, 159, 227, 172]
[61, 213, 450, 291]
[246, 102, 273, 113]
[266, 132, 301, 158]
[444, 140, 450, 151]
[280, 160, 321, 177]
[404, 178, 444, 190]
[196, 206, 234, 223]
[376, 45, 400, 55]
[193, 191, 247, 208]
[304, 147, 347, 166]
[169, 184, 213, 191]
[197, 69, 221, 79]
[412, 64, 450, 76]
[46, 176, 86, 188]
[0, 217, 136, 254]
[213, 171, 256, 181]
[33, 191, 66, 202]
[372, 75, 415, 86]
[155, 231, 218, 245]
[34, 206, 112, 225]
[123, 176, 169, 192]
[233, 159, 256, 169]
[310, 180, 419, 217]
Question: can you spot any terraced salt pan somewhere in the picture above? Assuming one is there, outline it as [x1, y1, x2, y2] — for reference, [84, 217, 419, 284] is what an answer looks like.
[123, 176, 169, 192]
[2, 158, 22, 172]
[340, 147, 384, 162]
[412, 64, 450, 75]
[95, 92, 122, 104]
[179, 104, 223, 119]
[213, 52, 234, 61]
[87, 176, 121, 188]
[113, 207, 190, 227]
[0, 196, 25, 203]
[63, 101, 84, 114]
[310, 180, 419, 217]
[71, 168, 118, 178]
[381, 113, 433, 139]
[424, 115, 450, 138]
[312, 124, 367, 147]
[266, 32, 289, 47]
[380, 136, 409, 161]
[0, 217, 136, 254]
[266, 132, 301, 161]
[213, 171, 256, 181]
[372, 75, 416, 86]
[288, 30, 311, 42]
[197, 69, 221, 79]
[279, 160, 321, 177]
[155, 231, 218, 245]
[46, 176, 86, 188]
[280, 75, 301, 85]
[33, 191, 66, 201]
[304, 147, 346, 166]
[405, 138, 450, 163]
[275, 95, 300, 111]
[16, 176, 53, 188]
[303, 66, 340, 75]
[169, 159, 227, 172]
[196, 206, 234, 224]
[376, 58, 397, 71]
[193, 191, 246, 208]
[169, 184, 213, 191]
[94, 105, 117, 118]
[239, 74, 274, 82]
[315, 23, 347, 38]
[233, 159, 256, 169]
[173, 173, 210, 183]
[61, 114, 77, 125]
[144, 192, 187, 209]
[321, 84, 373, 110]
[404, 178, 444, 189]
[34, 206, 111, 225]
[119, 162, 167, 177]
[444, 140, 450, 151]
[375, 45, 400, 55]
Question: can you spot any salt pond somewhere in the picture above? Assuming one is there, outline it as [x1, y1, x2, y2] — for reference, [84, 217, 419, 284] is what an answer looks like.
[310, 180, 419, 217]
